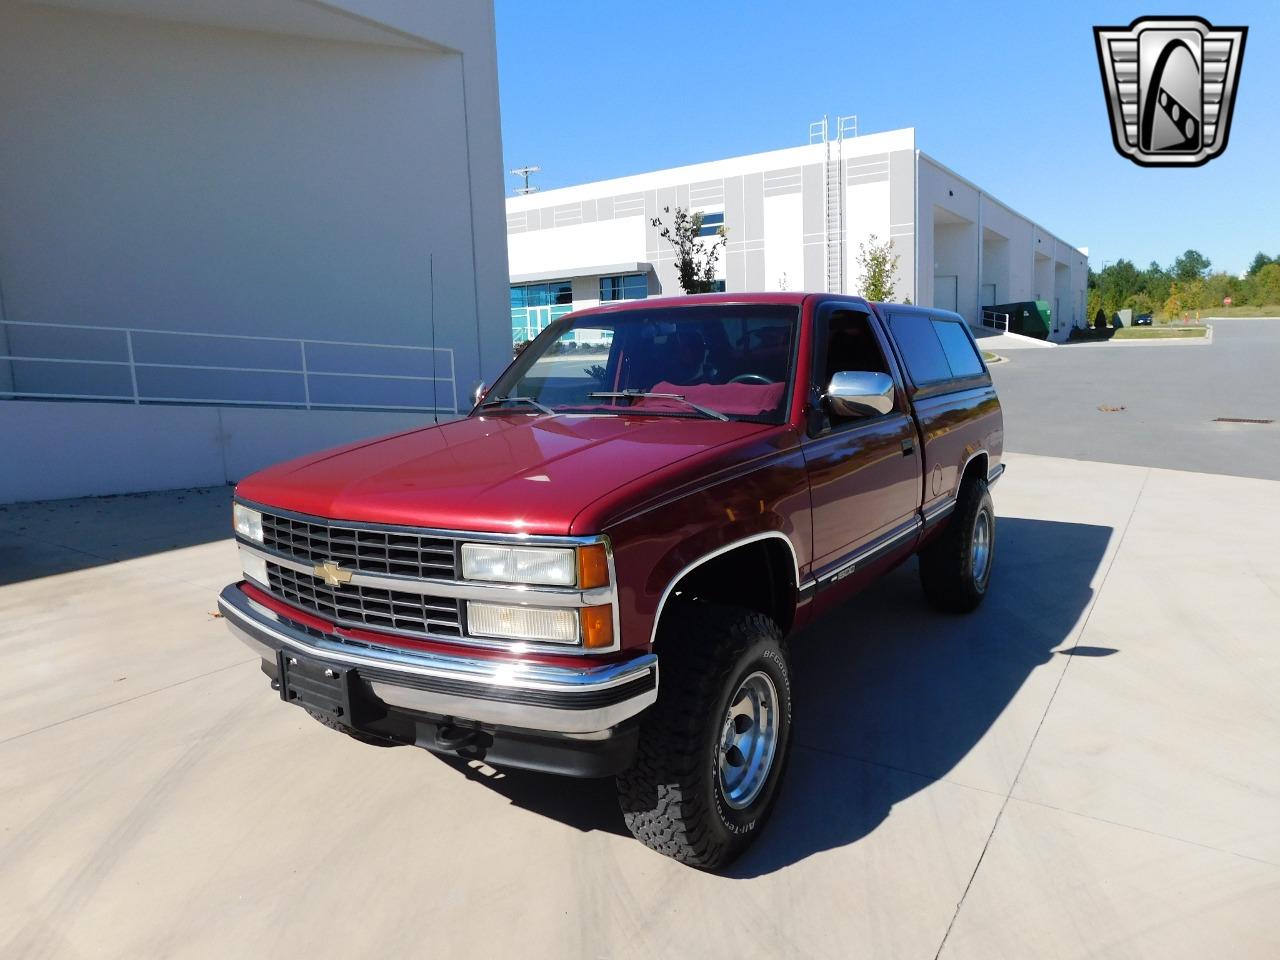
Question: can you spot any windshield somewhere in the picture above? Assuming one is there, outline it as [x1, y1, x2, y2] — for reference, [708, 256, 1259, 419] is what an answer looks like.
[482, 304, 799, 423]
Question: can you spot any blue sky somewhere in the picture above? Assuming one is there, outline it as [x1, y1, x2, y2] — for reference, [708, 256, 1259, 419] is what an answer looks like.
[494, 1, 1277, 275]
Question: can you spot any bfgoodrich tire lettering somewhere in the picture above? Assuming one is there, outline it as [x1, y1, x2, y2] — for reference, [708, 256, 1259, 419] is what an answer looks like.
[616, 603, 792, 870]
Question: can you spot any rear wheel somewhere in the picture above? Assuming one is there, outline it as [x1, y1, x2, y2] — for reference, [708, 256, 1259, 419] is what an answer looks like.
[617, 603, 792, 870]
[919, 477, 995, 613]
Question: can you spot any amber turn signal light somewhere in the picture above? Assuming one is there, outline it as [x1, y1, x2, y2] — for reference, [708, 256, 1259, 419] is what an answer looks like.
[576, 543, 610, 589]
[580, 604, 614, 649]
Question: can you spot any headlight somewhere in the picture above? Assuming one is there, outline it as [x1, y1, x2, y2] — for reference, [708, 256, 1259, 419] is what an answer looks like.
[233, 503, 263, 543]
[461, 543, 576, 586]
[467, 602, 579, 643]
[460, 542, 610, 588]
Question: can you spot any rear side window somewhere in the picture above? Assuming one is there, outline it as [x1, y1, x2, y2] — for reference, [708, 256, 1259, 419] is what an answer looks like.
[932, 320, 985, 378]
[887, 313, 951, 384]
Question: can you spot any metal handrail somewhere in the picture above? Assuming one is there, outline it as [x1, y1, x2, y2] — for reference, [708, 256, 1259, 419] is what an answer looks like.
[0, 320, 458, 413]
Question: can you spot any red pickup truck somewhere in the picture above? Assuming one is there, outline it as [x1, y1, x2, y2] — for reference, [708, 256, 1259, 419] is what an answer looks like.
[219, 293, 1003, 869]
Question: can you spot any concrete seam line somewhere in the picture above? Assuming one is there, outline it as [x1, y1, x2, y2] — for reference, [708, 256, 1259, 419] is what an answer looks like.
[1005, 795, 1280, 870]
[932, 468, 1152, 960]
[0, 658, 257, 748]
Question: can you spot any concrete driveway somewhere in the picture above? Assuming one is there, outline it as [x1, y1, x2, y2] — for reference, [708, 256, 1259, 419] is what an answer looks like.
[2, 451, 1277, 959]
[990, 319, 1280, 480]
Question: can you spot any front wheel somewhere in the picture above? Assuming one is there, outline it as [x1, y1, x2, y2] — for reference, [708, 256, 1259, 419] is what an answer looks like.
[616, 604, 792, 870]
[919, 477, 995, 613]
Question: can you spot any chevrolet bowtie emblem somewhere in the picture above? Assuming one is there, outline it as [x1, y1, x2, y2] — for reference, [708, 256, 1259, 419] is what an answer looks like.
[314, 561, 353, 586]
[1094, 16, 1247, 168]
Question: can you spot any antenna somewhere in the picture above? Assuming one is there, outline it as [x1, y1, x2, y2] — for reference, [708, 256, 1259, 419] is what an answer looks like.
[510, 165, 541, 195]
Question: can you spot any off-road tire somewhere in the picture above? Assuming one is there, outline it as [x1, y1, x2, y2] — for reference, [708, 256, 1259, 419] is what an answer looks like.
[919, 476, 995, 613]
[616, 603, 792, 870]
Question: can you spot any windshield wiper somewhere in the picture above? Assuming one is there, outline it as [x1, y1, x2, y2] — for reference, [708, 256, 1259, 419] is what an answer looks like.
[587, 391, 729, 422]
[478, 395, 556, 416]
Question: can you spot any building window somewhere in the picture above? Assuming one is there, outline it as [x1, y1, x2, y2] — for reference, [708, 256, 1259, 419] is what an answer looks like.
[598, 274, 648, 302]
[510, 280, 574, 344]
[710, 279, 726, 292]
[697, 211, 725, 237]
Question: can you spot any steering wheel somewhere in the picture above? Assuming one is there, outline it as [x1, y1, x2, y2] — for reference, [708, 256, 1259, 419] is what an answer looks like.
[728, 373, 773, 385]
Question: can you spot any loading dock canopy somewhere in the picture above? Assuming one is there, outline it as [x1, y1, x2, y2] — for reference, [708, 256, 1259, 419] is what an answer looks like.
[510, 263, 654, 285]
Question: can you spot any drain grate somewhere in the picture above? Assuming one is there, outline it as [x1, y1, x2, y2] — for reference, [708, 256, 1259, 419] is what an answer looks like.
[1214, 417, 1274, 424]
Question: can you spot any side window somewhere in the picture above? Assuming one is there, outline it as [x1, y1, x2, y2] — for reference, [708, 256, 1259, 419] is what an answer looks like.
[932, 319, 985, 378]
[813, 309, 890, 431]
[887, 312, 951, 384]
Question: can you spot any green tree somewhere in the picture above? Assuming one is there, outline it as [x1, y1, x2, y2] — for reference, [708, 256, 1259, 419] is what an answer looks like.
[854, 234, 900, 302]
[1123, 292, 1156, 317]
[1086, 288, 1104, 328]
[1251, 263, 1280, 306]
[650, 206, 727, 294]
[1246, 252, 1277, 277]
[1096, 259, 1141, 315]
[1140, 260, 1171, 301]
[1172, 249, 1211, 283]
[1204, 271, 1244, 307]
[1182, 277, 1205, 319]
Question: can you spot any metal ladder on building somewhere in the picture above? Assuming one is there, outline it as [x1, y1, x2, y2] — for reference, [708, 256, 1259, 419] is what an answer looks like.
[823, 146, 843, 294]
[811, 115, 857, 294]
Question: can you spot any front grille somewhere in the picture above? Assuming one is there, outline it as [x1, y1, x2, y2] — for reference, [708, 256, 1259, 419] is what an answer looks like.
[260, 512, 457, 579]
[267, 562, 463, 638]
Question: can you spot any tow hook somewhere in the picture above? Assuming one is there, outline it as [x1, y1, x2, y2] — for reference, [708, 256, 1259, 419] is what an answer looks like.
[435, 724, 492, 759]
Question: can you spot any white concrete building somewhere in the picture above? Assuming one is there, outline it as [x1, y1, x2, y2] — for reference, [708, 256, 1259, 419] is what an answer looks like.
[0, 0, 509, 503]
[506, 126, 1086, 344]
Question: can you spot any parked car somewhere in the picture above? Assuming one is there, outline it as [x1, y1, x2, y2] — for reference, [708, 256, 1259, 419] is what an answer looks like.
[219, 293, 1004, 869]
[1134, 313, 1153, 325]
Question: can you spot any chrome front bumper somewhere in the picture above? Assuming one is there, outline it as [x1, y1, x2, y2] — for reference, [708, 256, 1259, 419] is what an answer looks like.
[217, 584, 658, 735]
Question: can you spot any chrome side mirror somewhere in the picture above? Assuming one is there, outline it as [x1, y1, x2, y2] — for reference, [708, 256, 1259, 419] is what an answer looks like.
[472, 381, 488, 407]
[824, 371, 895, 418]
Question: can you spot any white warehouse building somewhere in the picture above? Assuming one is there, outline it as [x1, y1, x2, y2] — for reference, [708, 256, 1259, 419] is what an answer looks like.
[506, 125, 1086, 343]
[0, 0, 509, 503]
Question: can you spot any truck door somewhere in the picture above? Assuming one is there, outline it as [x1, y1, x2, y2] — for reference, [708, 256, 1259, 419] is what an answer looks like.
[801, 303, 922, 586]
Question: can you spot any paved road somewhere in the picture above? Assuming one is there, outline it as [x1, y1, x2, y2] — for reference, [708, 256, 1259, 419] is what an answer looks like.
[990, 319, 1280, 480]
[2, 457, 1278, 959]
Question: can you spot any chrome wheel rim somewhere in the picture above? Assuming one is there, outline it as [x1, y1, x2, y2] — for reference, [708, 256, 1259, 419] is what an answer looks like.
[718, 670, 780, 810]
[972, 507, 993, 585]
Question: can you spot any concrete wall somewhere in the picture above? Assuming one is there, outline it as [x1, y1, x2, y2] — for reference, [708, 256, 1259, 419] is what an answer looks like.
[507, 129, 916, 301]
[0, 399, 433, 503]
[918, 153, 1085, 337]
[503, 136, 1083, 339]
[0, 0, 508, 501]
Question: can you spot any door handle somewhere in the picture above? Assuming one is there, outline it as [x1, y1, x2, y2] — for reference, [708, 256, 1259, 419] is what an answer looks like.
[902, 439, 915, 456]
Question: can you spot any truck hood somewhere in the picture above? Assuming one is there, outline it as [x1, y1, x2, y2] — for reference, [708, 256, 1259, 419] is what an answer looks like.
[236, 413, 770, 534]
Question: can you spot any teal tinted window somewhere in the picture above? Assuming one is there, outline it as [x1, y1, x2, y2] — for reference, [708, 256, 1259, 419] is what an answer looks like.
[510, 279, 574, 345]
[599, 274, 648, 301]
[698, 211, 725, 237]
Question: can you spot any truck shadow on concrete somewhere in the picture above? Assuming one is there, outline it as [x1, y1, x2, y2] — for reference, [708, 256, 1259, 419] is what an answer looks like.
[441, 516, 1115, 874]
[0, 485, 233, 586]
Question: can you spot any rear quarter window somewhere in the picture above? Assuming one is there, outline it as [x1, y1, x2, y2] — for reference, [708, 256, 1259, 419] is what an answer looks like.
[932, 319, 985, 378]
[886, 312, 951, 384]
